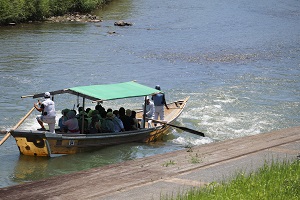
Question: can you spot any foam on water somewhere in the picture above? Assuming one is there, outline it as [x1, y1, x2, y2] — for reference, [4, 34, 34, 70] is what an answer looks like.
[172, 136, 213, 147]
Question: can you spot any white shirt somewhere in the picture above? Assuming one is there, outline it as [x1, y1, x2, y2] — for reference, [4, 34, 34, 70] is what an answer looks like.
[42, 98, 56, 118]
[143, 101, 154, 119]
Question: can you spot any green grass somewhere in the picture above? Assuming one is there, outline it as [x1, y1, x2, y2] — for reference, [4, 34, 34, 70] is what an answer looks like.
[162, 159, 300, 200]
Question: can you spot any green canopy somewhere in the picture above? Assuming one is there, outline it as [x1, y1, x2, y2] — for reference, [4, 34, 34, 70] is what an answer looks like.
[30, 81, 160, 101]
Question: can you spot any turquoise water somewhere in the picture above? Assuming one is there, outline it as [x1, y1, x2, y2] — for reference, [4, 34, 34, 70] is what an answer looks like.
[0, 0, 299, 188]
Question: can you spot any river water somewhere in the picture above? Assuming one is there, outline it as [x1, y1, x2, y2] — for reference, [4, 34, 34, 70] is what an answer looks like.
[0, 0, 299, 188]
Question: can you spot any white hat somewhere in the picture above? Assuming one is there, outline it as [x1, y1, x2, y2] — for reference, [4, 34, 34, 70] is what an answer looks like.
[44, 92, 51, 98]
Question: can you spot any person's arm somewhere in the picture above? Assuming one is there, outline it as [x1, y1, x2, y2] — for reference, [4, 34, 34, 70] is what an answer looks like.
[163, 94, 169, 109]
[34, 101, 44, 112]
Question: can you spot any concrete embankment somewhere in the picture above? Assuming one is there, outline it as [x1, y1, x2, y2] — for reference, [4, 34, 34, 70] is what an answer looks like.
[1, 126, 299, 200]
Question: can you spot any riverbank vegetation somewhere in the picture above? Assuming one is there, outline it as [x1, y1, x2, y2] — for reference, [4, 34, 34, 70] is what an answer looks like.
[163, 159, 300, 200]
[0, 0, 110, 25]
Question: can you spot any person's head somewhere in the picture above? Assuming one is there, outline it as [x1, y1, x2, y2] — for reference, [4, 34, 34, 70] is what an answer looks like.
[155, 85, 161, 90]
[126, 109, 132, 117]
[107, 108, 112, 113]
[146, 96, 150, 104]
[86, 108, 91, 113]
[119, 107, 125, 116]
[92, 110, 99, 116]
[44, 92, 51, 98]
[79, 111, 87, 119]
[78, 107, 83, 112]
[95, 104, 102, 111]
[88, 109, 94, 117]
[106, 112, 114, 119]
[62, 109, 70, 116]
[67, 110, 76, 119]
[131, 110, 136, 118]
[113, 110, 119, 117]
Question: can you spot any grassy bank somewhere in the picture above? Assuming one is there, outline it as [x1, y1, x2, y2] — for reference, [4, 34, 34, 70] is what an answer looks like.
[163, 159, 300, 200]
[0, 0, 110, 25]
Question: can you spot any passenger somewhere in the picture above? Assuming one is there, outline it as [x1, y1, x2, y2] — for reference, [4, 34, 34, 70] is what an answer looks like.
[112, 110, 125, 132]
[119, 107, 135, 131]
[99, 109, 106, 124]
[141, 96, 154, 128]
[89, 115, 101, 134]
[78, 111, 89, 134]
[91, 110, 100, 118]
[86, 109, 94, 126]
[125, 109, 137, 130]
[87, 109, 94, 118]
[130, 110, 139, 129]
[101, 112, 115, 133]
[76, 107, 84, 118]
[63, 110, 80, 134]
[107, 108, 113, 113]
[58, 109, 69, 132]
[95, 104, 106, 118]
[85, 108, 91, 115]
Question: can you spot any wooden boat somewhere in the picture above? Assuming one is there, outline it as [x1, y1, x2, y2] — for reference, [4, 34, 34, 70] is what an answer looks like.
[5, 81, 190, 157]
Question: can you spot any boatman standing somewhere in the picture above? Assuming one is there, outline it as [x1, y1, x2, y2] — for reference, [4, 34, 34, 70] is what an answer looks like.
[34, 92, 56, 133]
[152, 85, 169, 122]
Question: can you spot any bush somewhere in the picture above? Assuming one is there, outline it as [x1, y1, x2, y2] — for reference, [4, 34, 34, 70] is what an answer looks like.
[0, 0, 108, 25]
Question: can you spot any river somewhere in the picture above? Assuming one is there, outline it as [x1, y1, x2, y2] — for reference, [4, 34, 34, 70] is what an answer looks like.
[0, 0, 299, 188]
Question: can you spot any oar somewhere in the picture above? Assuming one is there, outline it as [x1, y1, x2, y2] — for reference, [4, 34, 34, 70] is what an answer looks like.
[0, 106, 35, 146]
[149, 118, 205, 137]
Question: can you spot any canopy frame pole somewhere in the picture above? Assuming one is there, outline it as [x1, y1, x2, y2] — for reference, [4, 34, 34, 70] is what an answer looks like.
[142, 96, 147, 128]
[81, 97, 85, 134]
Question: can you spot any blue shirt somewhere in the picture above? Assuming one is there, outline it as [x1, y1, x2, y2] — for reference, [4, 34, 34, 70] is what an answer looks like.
[153, 93, 165, 106]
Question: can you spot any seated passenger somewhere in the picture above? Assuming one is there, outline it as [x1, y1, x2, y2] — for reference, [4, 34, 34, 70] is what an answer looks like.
[101, 112, 115, 133]
[129, 110, 139, 130]
[78, 111, 89, 134]
[107, 108, 113, 113]
[112, 110, 125, 132]
[119, 107, 135, 131]
[126, 109, 137, 130]
[76, 107, 83, 118]
[89, 115, 101, 134]
[95, 104, 106, 120]
[58, 109, 69, 132]
[62, 110, 80, 134]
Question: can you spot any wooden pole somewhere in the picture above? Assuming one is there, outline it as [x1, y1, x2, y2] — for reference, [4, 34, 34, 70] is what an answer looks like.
[0, 107, 36, 145]
[149, 118, 205, 137]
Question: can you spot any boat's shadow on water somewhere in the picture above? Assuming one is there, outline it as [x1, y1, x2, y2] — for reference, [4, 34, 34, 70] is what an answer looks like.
[11, 142, 159, 184]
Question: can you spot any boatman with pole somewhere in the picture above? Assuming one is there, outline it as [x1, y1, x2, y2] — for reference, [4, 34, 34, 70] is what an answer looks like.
[34, 92, 56, 133]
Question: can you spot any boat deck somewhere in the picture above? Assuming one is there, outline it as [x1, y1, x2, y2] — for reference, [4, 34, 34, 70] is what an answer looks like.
[1, 126, 299, 200]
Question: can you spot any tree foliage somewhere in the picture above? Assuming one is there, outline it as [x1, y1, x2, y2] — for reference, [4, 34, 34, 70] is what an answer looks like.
[0, 0, 107, 25]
